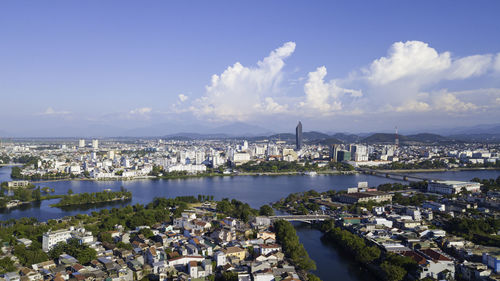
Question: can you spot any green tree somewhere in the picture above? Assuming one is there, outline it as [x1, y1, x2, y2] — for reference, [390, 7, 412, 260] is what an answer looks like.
[99, 232, 113, 243]
[307, 273, 322, 281]
[33, 187, 42, 201]
[259, 205, 275, 216]
[138, 228, 154, 238]
[0, 257, 16, 274]
[219, 271, 238, 281]
[274, 220, 316, 271]
[381, 261, 406, 281]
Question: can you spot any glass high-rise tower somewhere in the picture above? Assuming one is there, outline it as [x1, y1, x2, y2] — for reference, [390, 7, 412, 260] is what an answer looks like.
[296, 121, 303, 150]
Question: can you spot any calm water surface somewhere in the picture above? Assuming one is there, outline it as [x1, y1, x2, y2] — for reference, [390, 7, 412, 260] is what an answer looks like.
[1, 166, 498, 281]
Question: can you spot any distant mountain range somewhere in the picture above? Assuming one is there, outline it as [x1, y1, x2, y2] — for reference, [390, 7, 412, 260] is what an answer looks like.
[1, 122, 500, 143]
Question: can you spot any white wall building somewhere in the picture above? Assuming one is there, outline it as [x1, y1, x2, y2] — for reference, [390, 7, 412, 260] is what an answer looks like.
[92, 139, 99, 150]
[42, 229, 72, 252]
[428, 181, 481, 194]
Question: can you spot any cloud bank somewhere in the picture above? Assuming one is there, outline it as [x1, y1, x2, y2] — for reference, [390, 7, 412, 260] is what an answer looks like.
[178, 40, 500, 123]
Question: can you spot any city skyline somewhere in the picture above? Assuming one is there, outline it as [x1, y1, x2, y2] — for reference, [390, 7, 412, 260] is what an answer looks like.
[1, 1, 500, 136]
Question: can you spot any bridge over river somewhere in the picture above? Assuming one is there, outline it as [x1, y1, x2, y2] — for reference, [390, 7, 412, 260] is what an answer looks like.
[269, 214, 331, 223]
[357, 167, 443, 183]
[0, 163, 23, 167]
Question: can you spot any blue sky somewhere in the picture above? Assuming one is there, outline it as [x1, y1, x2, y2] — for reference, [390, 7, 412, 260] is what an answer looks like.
[1, 1, 500, 136]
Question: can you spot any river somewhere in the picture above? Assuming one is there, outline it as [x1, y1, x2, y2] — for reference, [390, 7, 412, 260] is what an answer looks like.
[1, 166, 499, 281]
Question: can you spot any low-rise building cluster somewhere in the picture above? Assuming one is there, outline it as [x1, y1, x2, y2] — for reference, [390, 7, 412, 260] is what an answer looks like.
[0, 207, 303, 281]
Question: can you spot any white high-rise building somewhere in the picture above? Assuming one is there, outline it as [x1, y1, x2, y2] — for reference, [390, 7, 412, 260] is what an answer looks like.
[266, 144, 279, 157]
[42, 227, 93, 252]
[352, 145, 369, 162]
[78, 139, 85, 148]
[42, 229, 72, 252]
[241, 140, 248, 151]
[92, 139, 99, 149]
[195, 151, 205, 165]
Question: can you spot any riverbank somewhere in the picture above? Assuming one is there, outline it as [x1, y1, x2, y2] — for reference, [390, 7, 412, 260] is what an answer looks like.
[51, 197, 131, 208]
[50, 190, 132, 207]
[24, 170, 356, 184]
[0, 194, 63, 209]
[371, 167, 500, 173]
[294, 224, 377, 281]
[19, 167, 500, 184]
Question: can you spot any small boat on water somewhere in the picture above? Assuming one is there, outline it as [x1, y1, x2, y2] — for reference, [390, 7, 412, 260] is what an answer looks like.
[304, 171, 317, 176]
[6, 200, 22, 208]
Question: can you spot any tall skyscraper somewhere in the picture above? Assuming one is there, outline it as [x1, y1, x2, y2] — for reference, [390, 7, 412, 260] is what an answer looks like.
[329, 144, 339, 162]
[92, 139, 99, 150]
[295, 121, 303, 150]
[78, 139, 85, 148]
[395, 126, 399, 147]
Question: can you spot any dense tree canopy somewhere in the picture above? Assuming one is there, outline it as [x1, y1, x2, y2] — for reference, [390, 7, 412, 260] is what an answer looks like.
[274, 220, 316, 271]
[49, 238, 96, 264]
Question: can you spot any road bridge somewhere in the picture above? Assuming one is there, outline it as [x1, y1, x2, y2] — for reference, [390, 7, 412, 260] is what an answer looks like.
[269, 215, 331, 223]
[357, 168, 441, 183]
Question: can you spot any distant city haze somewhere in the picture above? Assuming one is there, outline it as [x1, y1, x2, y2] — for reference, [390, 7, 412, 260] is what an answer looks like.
[1, 1, 500, 137]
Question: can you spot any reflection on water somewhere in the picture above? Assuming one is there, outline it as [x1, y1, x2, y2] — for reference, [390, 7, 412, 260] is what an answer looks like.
[0, 166, 498, 222]
[0, 200, 42, 213]
[294, 224, 377, 281]
[1, 165, 499, 281]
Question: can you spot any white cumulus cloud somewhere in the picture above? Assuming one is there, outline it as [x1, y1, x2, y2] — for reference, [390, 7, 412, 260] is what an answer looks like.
[41, 107, 71, 116]
[431, 91, 477, 112]
[446, 54, 493, 79]
[180, 40, 500, 123]
[494, 53, 500, 72]
[300, 66, 362, 115]
[129, 107, 152, 115]
[191, 42, 295, 121]
[366, 41, 451, 85]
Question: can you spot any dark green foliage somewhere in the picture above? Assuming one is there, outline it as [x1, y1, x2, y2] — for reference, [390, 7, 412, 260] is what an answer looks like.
[376, 183, 408, 192]
[48, 238, 96, 264]
[323, 226, 380, 264]
[216, 198, 258, 222]
[377, 160, 448, 170]
[381, 261, 406, 281]
[307, 273, 322, 281]
[0, 257, 16, 274]
[217, 271, 238, 281]
[138, 228, 154, 238]
[116, 242, 133, 250]
[52, 190, 132, 207]
[238, 160, 322, 173]
[443, 217, 500, 247]
[471, 176, 500, 193]
[13, 244, 49, 266]
[409, 181, 428, 190]
[392, 193, 437, 206]
[274, 220, 316, 271]
[259, 205, 275, 216]
[0, 154, 10, 164]
[385, 253, 418, 273]
[99, 232, 113, 243]
[13, 155, 40, 165]
[272, 189, 323, 213]
[328, 162, 355, 171]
